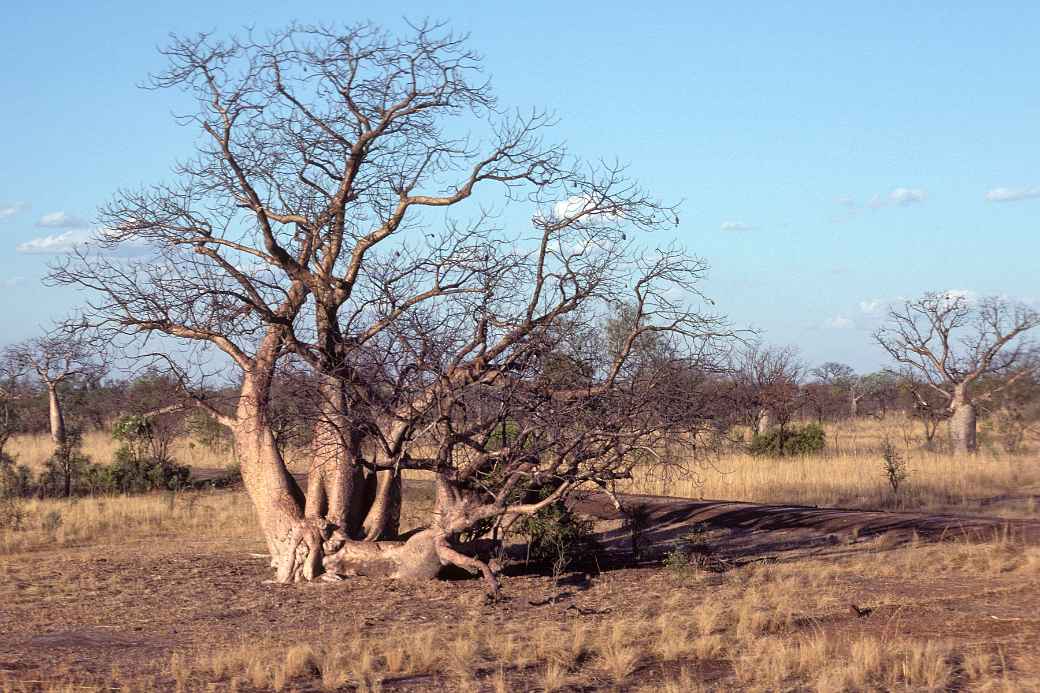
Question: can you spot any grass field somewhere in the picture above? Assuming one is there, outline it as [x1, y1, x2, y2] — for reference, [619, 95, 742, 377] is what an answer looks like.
[1, 485, 1038, 691]
[7, 414, 1039, 517]
[2, 416, 1038, 690]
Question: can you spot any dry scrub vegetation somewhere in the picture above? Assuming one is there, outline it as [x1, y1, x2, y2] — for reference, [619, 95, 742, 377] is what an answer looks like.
[625, 416, 1040, 516]
[2, 415, 1039, 691]
[2, 524, 1038, 691]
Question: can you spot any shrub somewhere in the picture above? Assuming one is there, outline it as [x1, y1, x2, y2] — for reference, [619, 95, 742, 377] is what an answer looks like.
[37, 431, 92, 497]
[514, 493, 595, 580]
[881, 440, 909, 494]
[92, 414, 191, 493]
[84, 446, 191, 494]
[185, 410, 233, 452]
[0, 496, 26, 531]
[0, 453, 34, 499]
[749, 423, 826, 457]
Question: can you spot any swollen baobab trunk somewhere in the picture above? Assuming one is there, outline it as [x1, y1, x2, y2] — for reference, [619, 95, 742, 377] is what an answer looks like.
[229, 349, 318, 578]
[304, 374, 367, 535]
[949, 386, 977, 454]
[755, 408, 773, 435]
[302, 374, 402, 541]
[46, 383, 66, 447]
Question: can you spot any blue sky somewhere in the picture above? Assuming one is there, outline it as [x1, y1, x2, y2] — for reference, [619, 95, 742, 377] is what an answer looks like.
[1, 1, 1037, 372]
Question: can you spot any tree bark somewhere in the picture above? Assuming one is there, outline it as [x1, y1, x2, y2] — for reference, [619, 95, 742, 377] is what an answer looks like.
[46, 383, 66, 447]
[304, 374, 365, 536]
[755, 408, 773, 435]
[361, 469, 402, 540]
[232, 352, 313, 578]
[950, 394, 977, 454]
[323, 473, 501, 595]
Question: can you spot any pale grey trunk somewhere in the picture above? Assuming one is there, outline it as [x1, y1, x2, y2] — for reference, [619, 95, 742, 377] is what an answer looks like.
[849, 393, 859, 419]
[361, 468, 402, 540]
[323, 472, 500, 595]
[950, 396, 977, 454]
[304, 374, 364, 535]
[755, 408, 773, 435]
[47, 383, 66, 447]
[233, 368, 307, 570]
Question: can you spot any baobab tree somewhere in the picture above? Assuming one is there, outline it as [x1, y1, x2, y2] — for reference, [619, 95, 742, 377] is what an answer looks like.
[810, 362, 866, 418]
[3, 330, 107, 496]
[875, 292, 1040, 454]
[50, 21, 729, 589]
[728, 343, 803, 436]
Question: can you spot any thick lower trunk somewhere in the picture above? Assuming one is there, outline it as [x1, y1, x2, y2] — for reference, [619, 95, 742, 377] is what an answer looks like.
[234, 372, 311, 579]
[361, 469, 402, 540]
[849, 394, 859, 419]
[47, 384, 66, 447]
[755, 408, 772, 435]
[304, 375, 365, 536]
[950, 400, 977, 454]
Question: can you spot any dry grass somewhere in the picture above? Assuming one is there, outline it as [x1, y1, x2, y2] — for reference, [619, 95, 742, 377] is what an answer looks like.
[102, 538, 1039, 691]
[0, 489, 258, 554]
[624, 415, 1040, 515]
[2, 516, 1038, 691]
[2, 415, 1039, 690]
[5, 431, 237, 474]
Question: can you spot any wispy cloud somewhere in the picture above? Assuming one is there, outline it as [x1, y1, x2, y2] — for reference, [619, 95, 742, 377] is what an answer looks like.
[835, 187, 927, 220]
[16, 229, 95, 254]
[984, 186, 1040, 203]
[889, 187, 927, 206]
[720, 221, 755, 231]
[940, 288, 977, 306]
[824, 315, 855, 329]
[0, 202, 29, 221]
[859, 299, 885, 315]
[1, 277, 25, 288]
[36, 211, 87, 228]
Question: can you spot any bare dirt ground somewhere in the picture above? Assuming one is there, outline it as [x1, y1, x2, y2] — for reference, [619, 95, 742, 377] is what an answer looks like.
[1, 486, 1039, 691]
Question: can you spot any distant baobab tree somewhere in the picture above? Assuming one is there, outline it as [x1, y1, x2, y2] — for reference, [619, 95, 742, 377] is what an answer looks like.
[874, 292, 1039, 454]
[3, 328, 107, 495]
[810, 362, 866, 418]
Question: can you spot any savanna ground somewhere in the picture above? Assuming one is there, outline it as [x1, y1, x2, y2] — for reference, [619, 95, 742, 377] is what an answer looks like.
[2, 417, 1039, 691]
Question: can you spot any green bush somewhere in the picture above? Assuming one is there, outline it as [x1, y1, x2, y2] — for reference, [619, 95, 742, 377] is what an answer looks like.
[88, 414, 192, 493]
[749, 423, 826, 457]
[83, 446, 191, 494]
[514, 491, 595, 578]
[37, 432, 92, 497]
[0, 453, 34, 499]
[185, 410, 233, 452]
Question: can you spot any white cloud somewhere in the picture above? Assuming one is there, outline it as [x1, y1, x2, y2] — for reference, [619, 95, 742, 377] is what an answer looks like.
[0, 202, 29, 221]
[552, 195, 593, 220]
[720, 221, 755, 231]
[941, 288, 976, 306]
[984, 186, 1040, 203]
[549, 194, 622, 223]
[859, 299, 885, 315]
[16, 229, 96, 254]
[860, 187, 928, 211]
[889, 187, 927, 206]
[825, 315, 855, 329]
[36, 211, 87, 228]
